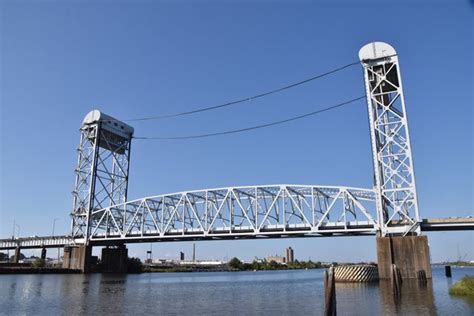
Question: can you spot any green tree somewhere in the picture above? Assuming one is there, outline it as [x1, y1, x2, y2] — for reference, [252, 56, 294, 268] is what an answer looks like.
[251, 260, 262, 270]
[0, 252, 8, 261]
[268, 260, 280, 270]
[10, 253, 26, 261]
[32, 258, 45, 268]
[127, 257, 143, 273]
[228, 257, 243, 270]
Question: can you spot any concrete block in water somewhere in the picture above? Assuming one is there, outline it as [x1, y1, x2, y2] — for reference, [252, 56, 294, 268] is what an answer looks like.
[334, 265, 379, 282]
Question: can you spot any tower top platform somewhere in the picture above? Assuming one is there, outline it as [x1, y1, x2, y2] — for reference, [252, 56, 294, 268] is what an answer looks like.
[82, 109, 134, 138]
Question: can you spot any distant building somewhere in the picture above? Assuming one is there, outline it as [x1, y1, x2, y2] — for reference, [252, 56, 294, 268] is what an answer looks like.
[286, 247, 294, 263]
[180, 252, 185, 261]
[266, 255, 286, 264]
[146, 250, 152, 264]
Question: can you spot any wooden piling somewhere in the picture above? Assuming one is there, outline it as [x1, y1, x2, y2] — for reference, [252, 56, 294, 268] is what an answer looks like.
[445, 265, 452, 278]
[391, 264, 402, 302]
[324, 266, 336, 316]
[417, 270, 427, 286]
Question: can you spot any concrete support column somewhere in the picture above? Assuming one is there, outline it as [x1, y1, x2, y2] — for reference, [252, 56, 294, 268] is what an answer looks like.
[41, 248, 47, 260]
[376, 235, 432, 279]
[62, 245, 92, 273]
[13, 247, 21, 263]
[101, 244, 128, 273]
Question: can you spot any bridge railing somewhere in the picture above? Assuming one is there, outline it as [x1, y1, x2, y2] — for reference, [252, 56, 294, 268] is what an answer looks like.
[86, 185, 378, 242]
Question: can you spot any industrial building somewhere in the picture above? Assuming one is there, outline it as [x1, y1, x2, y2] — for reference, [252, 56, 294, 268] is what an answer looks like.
[286, 247, 294, 263]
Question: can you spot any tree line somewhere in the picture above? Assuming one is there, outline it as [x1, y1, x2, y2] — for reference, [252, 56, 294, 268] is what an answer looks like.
[227, 257, 333, 271]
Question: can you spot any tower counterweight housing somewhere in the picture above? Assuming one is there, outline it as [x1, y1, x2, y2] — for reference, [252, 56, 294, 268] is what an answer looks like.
[359, 42, 420, 236]
[71, 110, 134, 240]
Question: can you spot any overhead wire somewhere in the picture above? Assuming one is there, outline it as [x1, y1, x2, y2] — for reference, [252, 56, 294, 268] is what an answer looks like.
[133, 96, 366, 140]
[126, 60, 360, 121]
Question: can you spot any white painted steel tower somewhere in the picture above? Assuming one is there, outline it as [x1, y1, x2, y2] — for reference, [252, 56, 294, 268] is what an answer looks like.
[71, 110, 134, 240]
[359, 42, 420, 236]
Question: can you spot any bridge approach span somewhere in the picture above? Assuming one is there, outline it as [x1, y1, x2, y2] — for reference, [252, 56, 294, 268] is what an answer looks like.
[0, 236, 74, 250]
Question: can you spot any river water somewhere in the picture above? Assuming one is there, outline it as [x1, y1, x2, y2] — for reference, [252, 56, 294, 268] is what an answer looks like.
[0, 267, 473, 315]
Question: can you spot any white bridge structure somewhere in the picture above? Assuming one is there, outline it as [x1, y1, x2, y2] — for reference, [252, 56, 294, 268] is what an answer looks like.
[73, 41, 419, 244]
[1, 42, 472, 255]
[86, 185, 378, 243]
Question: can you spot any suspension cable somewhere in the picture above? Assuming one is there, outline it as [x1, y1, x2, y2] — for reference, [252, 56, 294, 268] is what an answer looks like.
[126, 61, 360, 121]
[134, 96, 365, 140]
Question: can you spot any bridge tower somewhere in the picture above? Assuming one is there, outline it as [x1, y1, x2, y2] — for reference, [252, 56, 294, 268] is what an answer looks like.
[359, 42, 420, 237]
[359, 42, 430, 279]
[66, 110, 133, 272]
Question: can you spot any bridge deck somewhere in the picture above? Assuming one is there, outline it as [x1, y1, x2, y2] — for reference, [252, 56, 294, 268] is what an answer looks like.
[420, 217, 474, 231]
[0, 236, 75, 250]
[0, 217, 471, 250]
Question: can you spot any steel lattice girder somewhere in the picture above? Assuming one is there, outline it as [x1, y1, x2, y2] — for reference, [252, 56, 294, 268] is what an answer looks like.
[85, 185, 379, 242]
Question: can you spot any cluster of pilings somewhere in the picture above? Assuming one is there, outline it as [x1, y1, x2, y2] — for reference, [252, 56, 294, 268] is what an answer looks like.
[323, 235, 433, 315]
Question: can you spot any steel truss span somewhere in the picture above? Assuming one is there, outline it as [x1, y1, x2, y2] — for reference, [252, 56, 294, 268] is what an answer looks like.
[85, 185, 378, 243]
[0, 236, 74, 250]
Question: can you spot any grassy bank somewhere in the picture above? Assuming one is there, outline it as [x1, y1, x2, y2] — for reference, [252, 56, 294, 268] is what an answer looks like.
[449, 276, 474, 297]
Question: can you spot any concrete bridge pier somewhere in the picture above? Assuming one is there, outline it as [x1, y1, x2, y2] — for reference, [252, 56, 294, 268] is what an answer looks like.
[101, 244, 128, 273]
[376, 235, 432, 279]
[41, 248, 47, 260]
[62, 245, 92, 273]
[61, 244, 129, 273]
[13, 247, 21, 263]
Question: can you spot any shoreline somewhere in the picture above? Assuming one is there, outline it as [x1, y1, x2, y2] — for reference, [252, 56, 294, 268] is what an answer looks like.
[2, 264, 472, 275]
[0, 265, 324, 275]
[0, 267, 80, 274]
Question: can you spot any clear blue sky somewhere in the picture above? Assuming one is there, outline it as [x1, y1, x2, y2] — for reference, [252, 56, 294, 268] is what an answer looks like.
[1, 0, 472, 262]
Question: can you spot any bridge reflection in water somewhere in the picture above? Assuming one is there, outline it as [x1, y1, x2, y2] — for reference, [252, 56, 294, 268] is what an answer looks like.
[378, 279, 437, 315]
[2, 268, 471, 315]
[333, 278, 438, 315]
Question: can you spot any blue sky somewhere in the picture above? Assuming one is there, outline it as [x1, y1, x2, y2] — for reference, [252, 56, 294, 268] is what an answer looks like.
[1, 0, 472, 262]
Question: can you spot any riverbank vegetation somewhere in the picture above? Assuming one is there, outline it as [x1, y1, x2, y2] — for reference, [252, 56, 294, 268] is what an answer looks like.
[443, 261, 474, 267]
[227, 257, 328, 271]
[32, 258, 45, 268]
[127, 257, 143, 273]
[143, 265, 228, 273]
[449, 276, 474, 297]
